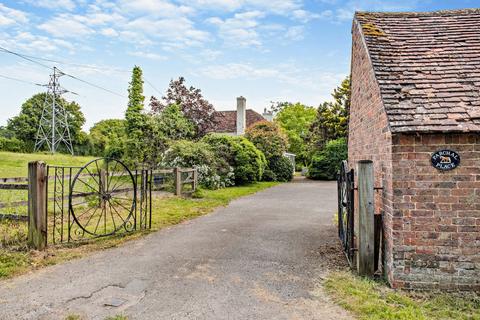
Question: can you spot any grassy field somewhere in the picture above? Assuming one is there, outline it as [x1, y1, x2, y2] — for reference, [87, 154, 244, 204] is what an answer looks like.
[0, 151, 95, 217]
[324, 271, 480, 320]
[0, 151, 94, 178]
[0, 181, 279, 278]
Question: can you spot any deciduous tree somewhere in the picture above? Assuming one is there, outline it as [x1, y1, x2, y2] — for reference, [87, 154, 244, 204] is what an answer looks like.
[7, 93, 85, 153]
[308, 77, 350, 152]
[150, 77, 217, 137]
[274, 103, 316, 167]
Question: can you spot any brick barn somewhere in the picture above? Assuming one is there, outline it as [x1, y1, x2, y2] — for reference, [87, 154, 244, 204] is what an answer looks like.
[349, 9, 480, 290]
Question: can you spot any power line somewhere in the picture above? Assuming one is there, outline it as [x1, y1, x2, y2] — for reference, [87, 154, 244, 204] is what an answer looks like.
[0, 46, 53, 70]
[0, 74, 45, 87]
[0, 46, 126, 98]
[0, 46, 161, 99]
[62, 72, 126, 98]
[144, 78, 162, 95]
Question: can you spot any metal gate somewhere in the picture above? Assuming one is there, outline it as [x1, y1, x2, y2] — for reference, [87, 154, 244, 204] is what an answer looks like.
[337, 160, 355, 266]
[47, 158, 151, 244]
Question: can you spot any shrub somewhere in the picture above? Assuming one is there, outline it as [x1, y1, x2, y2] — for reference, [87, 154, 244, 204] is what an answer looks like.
[0, 137, 25, 152]
[262, 169, 276, 182]
[201, 133, 267, 184]
[245, 121, 292, 182]
[161, 140, 234, 189]
[232, 138, 266, 184]
[269, 156, 294, 182]
[307, 138, 347, 180]
[245, 121, 289, 161]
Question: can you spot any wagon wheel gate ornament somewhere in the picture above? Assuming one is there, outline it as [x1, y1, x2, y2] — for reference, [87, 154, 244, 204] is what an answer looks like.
[69, 158, 136, 238]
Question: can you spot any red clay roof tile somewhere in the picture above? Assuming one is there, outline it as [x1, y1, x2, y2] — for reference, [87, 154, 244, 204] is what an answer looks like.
[355, 8, 480, 132]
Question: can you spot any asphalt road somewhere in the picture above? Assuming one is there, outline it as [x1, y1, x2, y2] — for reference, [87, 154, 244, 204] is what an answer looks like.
[0, 179, 351, 320]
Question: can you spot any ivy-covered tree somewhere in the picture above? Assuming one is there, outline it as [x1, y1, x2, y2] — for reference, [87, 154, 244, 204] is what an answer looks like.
[6, 92, 86, 153]
[125, 66, 146, 134]
[124, 66, 149, 165]
[308, 77, 350, 152]
[150, 77, 217, 138]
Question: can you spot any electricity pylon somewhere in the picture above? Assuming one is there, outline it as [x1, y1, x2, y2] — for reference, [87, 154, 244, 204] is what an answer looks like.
[34, 67, 74, 155]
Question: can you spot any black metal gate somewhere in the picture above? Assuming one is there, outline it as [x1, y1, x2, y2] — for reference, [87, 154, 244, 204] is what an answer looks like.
[337, 160, 355, 266]
[47, 158, 152, 244]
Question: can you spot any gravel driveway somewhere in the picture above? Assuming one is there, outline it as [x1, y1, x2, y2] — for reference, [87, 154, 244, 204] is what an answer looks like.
[0, 178, 351, 320]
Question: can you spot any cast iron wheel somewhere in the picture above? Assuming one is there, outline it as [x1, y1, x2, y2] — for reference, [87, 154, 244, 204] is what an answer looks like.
[69, 158, 136, 237]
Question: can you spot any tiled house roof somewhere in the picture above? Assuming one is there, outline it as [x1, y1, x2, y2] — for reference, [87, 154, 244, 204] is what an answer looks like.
[211, 109, 265, 133]
[354, 9, 480, 132]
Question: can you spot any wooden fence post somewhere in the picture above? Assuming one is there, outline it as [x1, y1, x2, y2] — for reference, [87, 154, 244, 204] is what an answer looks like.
[28, 161, 47, 250]
[357, 160, 374, 276]
[193, 168, 198, 191]
[174, 167, 182, 196]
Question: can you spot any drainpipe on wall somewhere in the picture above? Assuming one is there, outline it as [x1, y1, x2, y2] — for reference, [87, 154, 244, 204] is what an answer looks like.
[236, 96, 246, 135]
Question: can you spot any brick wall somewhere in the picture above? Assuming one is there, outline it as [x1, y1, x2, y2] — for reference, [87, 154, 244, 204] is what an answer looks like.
[391, 133, 480, 290]
[349, 21, 395, 282]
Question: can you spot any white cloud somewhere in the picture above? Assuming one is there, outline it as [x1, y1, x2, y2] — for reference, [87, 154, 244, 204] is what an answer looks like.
[119, 0, 194, 17]
[285, 26, 304, 41]
[0, 4, 28, 26]
[26, 0, 76, 11]
[128, 50, 166, 60]
[180, 0, 301, 15]
[291, 9, 321, 23]
[198, 62, 346, 92]
[206, 11, 265, 47]
[200, 63, 279, 79]
[0, 31, 74, 53]
[38, 15, 95, 38]
[125, 16, 209, 47]
[100, 28, 118, 37]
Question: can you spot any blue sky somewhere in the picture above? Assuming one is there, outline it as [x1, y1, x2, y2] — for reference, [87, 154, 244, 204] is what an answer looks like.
[0, 0, 478, 130]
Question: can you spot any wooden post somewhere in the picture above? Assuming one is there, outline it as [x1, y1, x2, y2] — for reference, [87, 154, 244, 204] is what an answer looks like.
[28, 161, 47, 250]
[357, 160, 375, 276]
[174, 167, 182, 196]
[192, 168, 198, 191]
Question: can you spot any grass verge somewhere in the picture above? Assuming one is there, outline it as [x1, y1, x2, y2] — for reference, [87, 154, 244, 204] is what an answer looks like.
[324, 271, 480, 320]
[0, 182, 278, 279]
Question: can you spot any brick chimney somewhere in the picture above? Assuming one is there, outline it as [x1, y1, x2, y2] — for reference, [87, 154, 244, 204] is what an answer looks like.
[236, 96, 246, 135]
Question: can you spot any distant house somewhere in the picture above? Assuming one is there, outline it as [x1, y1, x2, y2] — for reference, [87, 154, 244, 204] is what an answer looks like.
[210, 96, 273, 135]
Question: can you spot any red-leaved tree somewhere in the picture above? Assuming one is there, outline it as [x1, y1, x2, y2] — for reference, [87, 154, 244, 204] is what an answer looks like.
[149, 77, 217, 137]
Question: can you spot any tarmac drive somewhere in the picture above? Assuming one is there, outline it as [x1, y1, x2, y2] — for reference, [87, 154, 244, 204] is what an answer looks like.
[0, 179, 351, 320]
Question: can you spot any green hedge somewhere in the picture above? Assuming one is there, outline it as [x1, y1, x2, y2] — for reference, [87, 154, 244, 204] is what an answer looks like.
[307, 138, 347, 180]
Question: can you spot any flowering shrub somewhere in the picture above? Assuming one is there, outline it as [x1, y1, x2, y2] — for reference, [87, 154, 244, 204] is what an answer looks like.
[161, 140, 234, 189]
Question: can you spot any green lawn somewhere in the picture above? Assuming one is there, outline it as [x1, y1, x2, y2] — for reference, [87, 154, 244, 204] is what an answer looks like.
[0, 151, 94, 178]
[0, 181, 279, 278]
[324, 272, 480, 320]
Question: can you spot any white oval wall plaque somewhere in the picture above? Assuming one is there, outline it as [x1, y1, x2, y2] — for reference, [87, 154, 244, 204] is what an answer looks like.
[431, 150, 460, 171]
